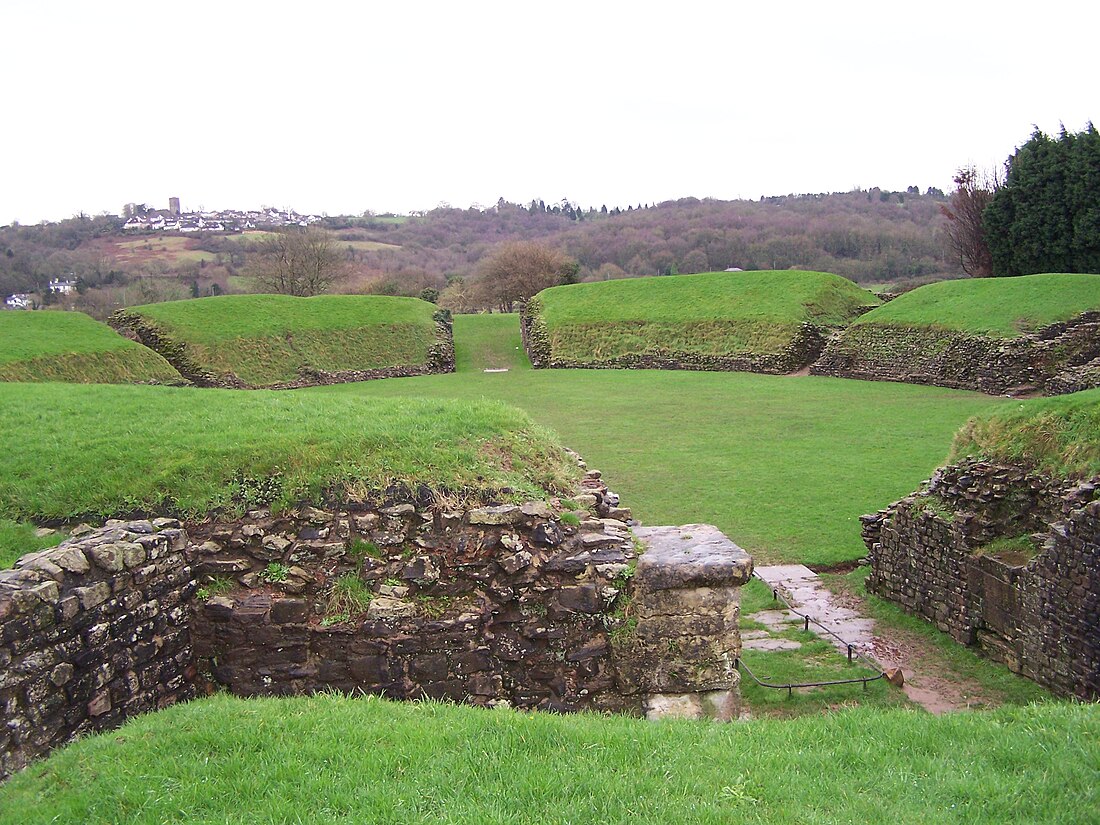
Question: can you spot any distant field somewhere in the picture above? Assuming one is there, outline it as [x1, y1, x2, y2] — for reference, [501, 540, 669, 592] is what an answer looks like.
[0, 310, 180, 384]
[111, 235, 217, 265]
[338, 238, 402, 251]
[0, 382, 577, 522]
[854, 272, 1100, 337]
[527, 270, 879, 367]
[111, 294, 446, 386]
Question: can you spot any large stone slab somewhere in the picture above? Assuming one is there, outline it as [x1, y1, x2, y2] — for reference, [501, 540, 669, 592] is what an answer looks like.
[633, 524, 752, 590]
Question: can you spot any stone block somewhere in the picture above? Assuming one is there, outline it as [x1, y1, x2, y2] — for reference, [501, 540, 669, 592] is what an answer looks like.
[270, 599, 309, 624]
[73, 582, 111, 610]
[468, 505, 523, 526]
[634, 525, 753, 590]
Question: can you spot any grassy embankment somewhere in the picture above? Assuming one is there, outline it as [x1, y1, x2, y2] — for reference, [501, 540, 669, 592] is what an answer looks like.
[853, 272, 1100, 337]
[113, 294, 444, 386]
[0, 310, 181, 384]
[0, 382, 578, 527]
[951, 386, 1100, 477]
[528, 270, 878, 364]
[0, 694, 1095, 824]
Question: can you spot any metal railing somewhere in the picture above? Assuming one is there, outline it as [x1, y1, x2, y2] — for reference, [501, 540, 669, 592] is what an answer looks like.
[735, 571, 888, 695]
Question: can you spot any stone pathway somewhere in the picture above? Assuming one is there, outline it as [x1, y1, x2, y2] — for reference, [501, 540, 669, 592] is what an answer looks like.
[752, 564, 976, 714]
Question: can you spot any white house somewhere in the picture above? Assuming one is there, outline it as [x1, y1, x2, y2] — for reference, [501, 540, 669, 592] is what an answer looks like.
[48, 278, 77, 295]
[5, 294, 32, 310]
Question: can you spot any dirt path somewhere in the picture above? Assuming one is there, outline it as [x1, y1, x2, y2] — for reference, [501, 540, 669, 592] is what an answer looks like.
[753, 565, 992, 713]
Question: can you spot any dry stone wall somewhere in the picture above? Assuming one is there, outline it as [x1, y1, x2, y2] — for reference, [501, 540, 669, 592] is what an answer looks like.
[1, 469, 752, 777]
[0, 520, 197, 779]
[812, 311, 1100, 395]
[862, 460, 1100, 699]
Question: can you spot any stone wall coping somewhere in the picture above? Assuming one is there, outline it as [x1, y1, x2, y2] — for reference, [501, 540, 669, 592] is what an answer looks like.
[633, 524, 753, 590]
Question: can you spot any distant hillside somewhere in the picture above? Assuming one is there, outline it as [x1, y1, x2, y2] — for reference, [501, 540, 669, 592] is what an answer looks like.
[0, 310, 181, 384]
[523, 270, 879, 373]
[109, 294, 453, 388]
[0, 190, 955, 315]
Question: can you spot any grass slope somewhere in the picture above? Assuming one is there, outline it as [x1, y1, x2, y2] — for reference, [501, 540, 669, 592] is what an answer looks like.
[1, 694, 1095, 824]
[319, 314, 998, 566]
[854, 272, 1100, 337]
[0, 519, 62, 569]
[0, 383, 579, 521]
[0, 311, 180, 384]
[532, 270, 879, 361]
[951, 387, 1100, 478]
[117, 294, 443, 385]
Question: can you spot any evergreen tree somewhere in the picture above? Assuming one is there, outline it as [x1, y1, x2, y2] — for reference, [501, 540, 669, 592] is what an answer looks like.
[985, 125, 1100, 275]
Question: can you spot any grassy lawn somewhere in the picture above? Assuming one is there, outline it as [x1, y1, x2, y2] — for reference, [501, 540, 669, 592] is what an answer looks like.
[530, 270, 879, 362]
[113, 294, 444, 385]
[318, 314, 999, 567]
[1, 694, 1095, 824]
[854, 272, 1100, 337]
[114, 236, 217, 264]
[0, 383, 578, 522]
[0, 310, 180, 384]
[0, 519, 63, 569]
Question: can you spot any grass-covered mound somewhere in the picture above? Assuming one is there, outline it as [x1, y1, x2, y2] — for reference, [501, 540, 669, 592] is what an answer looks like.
[0, 383, 579, 523]
[0, 310, 181, 384]
[109, 294, 454, 388]
[951, 387, 1100, 479]
[522, 270, 879, 373]
[1, 694, 1095, 824]
[813, 273, 1100, 394]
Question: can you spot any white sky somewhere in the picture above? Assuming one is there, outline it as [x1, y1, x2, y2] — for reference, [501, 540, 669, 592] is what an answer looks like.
[1, 1, 1095, 224]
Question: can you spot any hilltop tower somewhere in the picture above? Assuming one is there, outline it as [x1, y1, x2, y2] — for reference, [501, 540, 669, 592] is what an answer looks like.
[168, 197, 181, 216]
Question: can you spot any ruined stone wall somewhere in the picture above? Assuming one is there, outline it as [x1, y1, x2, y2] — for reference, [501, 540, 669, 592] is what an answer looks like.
[1, 472, 752, 776]
[813, 312, 1100, 396]
[863, 460, 1100, 699]
[0, 520, 197, 778]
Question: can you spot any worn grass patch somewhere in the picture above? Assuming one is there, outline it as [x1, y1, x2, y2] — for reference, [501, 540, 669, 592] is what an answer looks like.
[453, 313, 531, 372]
[532, 270, 879, 362]
[951, 387, 1100, 478]
[0, 311, 180, 384]
[0, 383, 579, 522]
[116, 294, 443, 385]
[854, 272, 1100, 337]
[1, 694, 1095, 824]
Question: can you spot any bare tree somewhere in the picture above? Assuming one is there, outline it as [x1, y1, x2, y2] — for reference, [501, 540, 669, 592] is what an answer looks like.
[473, 241, 578, 311]
[246, 227, 349, 296]
[941, 166, 999, 277]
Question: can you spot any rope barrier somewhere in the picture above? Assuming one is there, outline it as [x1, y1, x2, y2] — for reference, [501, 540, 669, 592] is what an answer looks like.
[736, 571, 889, 694]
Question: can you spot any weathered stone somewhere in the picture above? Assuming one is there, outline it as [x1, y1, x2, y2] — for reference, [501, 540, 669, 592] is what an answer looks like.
[380, 504, 415, 518]
[499, 550, 533, 575]
[152, 517, 181, 529]
[87, 544, 125, 573]
[87, 689, 111, 717]
[633, 525, 753, 590]
[204, 596, 235, 621]
[532, 522, 563, 546]
[49, 663, 74, 687]
[367, 597, 417, 621]
[520, 501, 554, 519]
[262, 535, 292, 553]
[468, 505, 524, 526]
[195, 559, 251, 577]
[46, 546, 91, 574]
[271, 599, 309, 624]
[570, 494, 598, 510]
[72, 582, 111, 610]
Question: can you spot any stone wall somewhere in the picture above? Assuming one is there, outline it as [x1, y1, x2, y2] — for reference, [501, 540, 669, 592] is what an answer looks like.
[2, 472, 753, 776]
[812, 311, 1100, 395]
[0, 520, 197, 778]
[109, 310, 456, 389]
[863, 460, 1100, 699]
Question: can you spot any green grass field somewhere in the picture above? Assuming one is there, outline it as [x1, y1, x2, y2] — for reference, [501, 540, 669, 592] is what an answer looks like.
[113, 294, 444, 385]
[854, 272, 1100, 337]
[0, 382, 578, 522]
[529, 270, 879, 362]
[1, 694, 1094, 824]
[0, 310, 181, 384]
[114, 236, 217, 264]
[320, 314, 998, 567]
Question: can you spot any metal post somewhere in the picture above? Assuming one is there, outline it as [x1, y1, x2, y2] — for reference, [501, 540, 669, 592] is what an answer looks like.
[847, 644, 853, 662]
[804, 615, 810, 632]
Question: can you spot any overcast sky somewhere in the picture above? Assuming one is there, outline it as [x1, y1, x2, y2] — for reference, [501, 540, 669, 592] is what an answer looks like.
[2, 1, 1095, 224]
